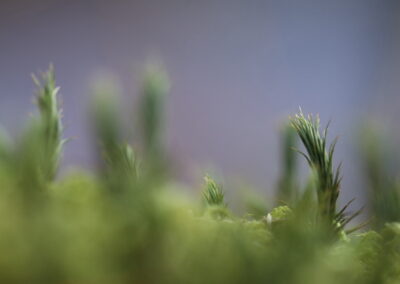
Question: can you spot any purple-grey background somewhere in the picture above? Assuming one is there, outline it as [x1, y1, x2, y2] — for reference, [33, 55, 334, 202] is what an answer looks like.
[2, 0, 400, 209]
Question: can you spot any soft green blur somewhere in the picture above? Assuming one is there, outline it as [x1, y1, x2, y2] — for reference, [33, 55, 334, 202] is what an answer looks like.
[0, 66, 398, 283]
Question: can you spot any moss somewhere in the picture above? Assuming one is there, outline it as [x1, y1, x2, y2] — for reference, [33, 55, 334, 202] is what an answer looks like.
[0, 66, 398, 283]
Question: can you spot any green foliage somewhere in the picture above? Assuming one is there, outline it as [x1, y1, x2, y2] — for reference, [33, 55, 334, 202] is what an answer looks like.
[139, 64, 169, 175]
[277, 123, 298, 204]
[90, 80, 139, 191]
[32, 65, 65, 182]
[290, 110, 362, 234]
[203, 175, 226, 207]
[359, 123, 400, 228]
[0, 66, 399, 283]
[270, 205, 293, 220]
[290, 111, 340, 221]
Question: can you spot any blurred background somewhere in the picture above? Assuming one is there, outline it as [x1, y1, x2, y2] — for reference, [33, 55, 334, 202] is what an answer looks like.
[1, 0, 400, 208]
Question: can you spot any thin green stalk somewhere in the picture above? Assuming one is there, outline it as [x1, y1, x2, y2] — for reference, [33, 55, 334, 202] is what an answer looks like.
[32, 65, 65, 182]
[139, 64, 169, 175]
[277, 122, 298, 204]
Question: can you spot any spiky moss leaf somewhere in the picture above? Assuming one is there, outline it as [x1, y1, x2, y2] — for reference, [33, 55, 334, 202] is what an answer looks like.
[33, 65, 65, 182]
[290, 110, 364, 236]
[290, 110, 341, 221]
[203, 175, 226, 207]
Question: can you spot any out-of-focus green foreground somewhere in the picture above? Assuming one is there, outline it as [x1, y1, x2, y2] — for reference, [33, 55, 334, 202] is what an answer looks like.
[0, 66, 399, 284]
